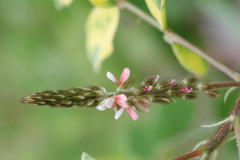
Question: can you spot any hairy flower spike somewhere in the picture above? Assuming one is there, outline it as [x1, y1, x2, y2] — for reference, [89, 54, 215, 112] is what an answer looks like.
[22, 68, 235, 121]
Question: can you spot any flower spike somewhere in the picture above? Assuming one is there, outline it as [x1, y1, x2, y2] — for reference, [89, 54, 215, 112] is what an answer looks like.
[23, 68, 234, 121]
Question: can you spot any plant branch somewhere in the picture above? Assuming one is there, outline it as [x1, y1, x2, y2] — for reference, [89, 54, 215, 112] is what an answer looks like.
[118, 0, 161, 30]
[233, 99, 240, 160]
[171, 149, 203, 160]
[206, 81, 240, 89]
[164, 30, 240, 81]
[234, 117, 240, 160]
[171, 98, 240, 160]
[119, 1, 240, 81]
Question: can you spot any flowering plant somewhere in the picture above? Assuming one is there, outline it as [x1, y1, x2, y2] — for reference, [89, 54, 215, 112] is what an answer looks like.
[21, 0, 240, 159]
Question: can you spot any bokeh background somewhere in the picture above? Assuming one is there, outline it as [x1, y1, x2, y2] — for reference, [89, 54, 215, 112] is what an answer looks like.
[1, 0, 240, 159]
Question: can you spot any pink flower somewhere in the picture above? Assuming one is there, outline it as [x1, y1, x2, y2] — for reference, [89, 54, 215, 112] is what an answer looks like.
[97, 94, 138, 120]
[96, 68, 138, 120]
[106, 68, 130, 87]
[168, 79, 177, 86]
[96, 97, 114, 111]
[180, 87, 192, 94]
[114, 94, 138, 120]
[143, 85, 153, 92]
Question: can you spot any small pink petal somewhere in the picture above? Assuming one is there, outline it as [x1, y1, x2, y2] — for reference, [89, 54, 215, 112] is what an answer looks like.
[168, 79, 177, 86]
[180, 87, 192, 94]
[106, 72, 117, 83]
[104, 97, 115, 109]
[96, 97, 114, 110]
[96, 104, 107, 111]
[114, 108, 125, 120]
[115, 94, 129, 109]
[115, 94, 127, 102]
[127, 107, 138, 120]
[143, 85, 153, 92]
[118, 68, 130, 86]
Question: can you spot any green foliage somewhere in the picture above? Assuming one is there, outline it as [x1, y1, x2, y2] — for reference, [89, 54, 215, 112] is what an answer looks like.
[145, 0, 167, 31]
[54, 0, 74, 9]
[89, 0, 116, 8]
[81, 152, 96, 160]
[170, 43, 208, 77]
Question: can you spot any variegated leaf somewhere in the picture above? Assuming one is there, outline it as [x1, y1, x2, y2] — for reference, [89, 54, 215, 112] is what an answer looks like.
[145, 0, 167, 31]
[86, 7, 119, 71]
[54, 0, 73, 9]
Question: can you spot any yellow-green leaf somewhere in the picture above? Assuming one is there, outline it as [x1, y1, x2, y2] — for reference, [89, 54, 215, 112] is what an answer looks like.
[86, 7, 119, 71]
[145, 0, 167, 31]
[54, 0, 73, 9]
[170, 43, 208, 76]
[81, 152, 96, 160]
[89, 0, 116, 8]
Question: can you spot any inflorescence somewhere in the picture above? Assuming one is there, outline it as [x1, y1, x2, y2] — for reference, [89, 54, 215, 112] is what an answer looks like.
[21, 68, 220, 120]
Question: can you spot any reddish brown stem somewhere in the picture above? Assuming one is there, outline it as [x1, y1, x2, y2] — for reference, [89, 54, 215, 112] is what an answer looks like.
[234, 118, 240, 160]
[171, 98, 240, 160]
[207, 82, 240, 90]
[233, 99, 240, 160]
[171, 149, 203, 160]
[205, 121, 232, 153]
[231, 98, 240, 116]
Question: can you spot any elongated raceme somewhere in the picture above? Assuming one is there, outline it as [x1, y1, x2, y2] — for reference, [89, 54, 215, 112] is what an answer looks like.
[21, 68, 229, 120]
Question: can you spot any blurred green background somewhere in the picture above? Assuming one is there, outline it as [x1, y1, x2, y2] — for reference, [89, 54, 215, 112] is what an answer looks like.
[0, 0, 240, 159]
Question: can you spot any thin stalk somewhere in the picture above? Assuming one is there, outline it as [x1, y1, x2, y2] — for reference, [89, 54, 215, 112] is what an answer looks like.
[171, 149, 203, 160]
[118, 1, 160, 30]
[233, 99, 240, 160]
[206, 81, 240, 89]
[205, 121, 232, 153]
[234, 117, 240, 160]
[171, 98, 240, 160]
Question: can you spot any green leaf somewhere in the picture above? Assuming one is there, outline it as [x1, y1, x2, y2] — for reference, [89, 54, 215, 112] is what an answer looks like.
[145, 0, 167, 31]
[81, 152, 96, 160]
[170, 43, 208, 76]
[54, 0, 73, 9]
[86, 7, 119, 71]
[89, 0, 116, 7]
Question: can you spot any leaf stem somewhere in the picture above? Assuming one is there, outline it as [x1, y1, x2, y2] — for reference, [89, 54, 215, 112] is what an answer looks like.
[206, 81, 240, 89]
[119, 1, 240, 81]
[118, 0, 160, 30]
